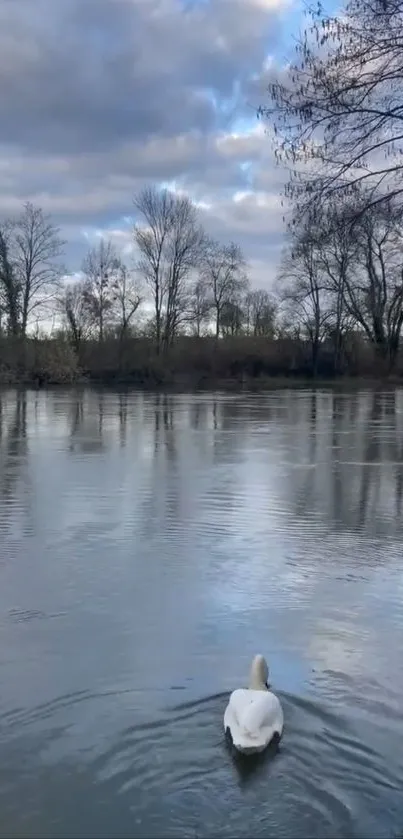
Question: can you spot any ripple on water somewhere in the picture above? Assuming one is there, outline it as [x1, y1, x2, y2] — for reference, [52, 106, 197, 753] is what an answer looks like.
[0, 388, 403, 838]
[23, 689, 389, 839]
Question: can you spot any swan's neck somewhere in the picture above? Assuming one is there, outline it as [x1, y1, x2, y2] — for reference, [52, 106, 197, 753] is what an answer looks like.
[249, 679, 269, 692]
[249, 654, 270, 691]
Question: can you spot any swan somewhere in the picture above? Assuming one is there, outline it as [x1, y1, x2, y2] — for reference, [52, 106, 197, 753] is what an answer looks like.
[223, 654, 284, 755]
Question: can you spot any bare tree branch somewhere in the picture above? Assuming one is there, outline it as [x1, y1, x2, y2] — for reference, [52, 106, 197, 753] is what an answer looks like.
[111, 263, 142, 340]
[262, 0, 403, 215]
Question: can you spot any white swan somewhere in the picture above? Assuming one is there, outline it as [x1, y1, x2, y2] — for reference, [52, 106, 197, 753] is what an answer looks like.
[224, 654, 284, 755]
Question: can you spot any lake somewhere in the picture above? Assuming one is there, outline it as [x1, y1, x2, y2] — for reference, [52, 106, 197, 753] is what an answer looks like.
[0, 386, 402, 838]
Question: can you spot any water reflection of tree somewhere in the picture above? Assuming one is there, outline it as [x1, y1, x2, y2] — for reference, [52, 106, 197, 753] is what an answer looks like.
[189, 398, 209, 432]
[353, 390, 403, 530]
[69, 391, 84, 439]
[211, 397, 257, 464]
[288, 391, 320, 520]
[284, 389, 403, 538]
[118, 392, 128, 449]
[300, 391, 319, 512]
[380, 390, 403, 517]
[331, 392, 355, 525]
[153, 393, 175, 459]
[67, 389, 105, 454]
[0, 390, 30, 534]
[357, 391, 383, 529]
[136, 394, 178, 538]
[142, 393, 229, 541]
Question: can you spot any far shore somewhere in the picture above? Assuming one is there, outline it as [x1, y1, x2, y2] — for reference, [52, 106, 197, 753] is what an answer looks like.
[1, 372, 403, 393]
[1, 334, 402, 392]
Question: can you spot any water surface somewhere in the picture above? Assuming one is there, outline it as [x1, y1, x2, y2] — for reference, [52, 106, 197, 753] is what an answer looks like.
[0, 387, 402, 838]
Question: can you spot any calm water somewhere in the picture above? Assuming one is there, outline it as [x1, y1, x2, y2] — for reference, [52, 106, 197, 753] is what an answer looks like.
[0, 387, 402, 839]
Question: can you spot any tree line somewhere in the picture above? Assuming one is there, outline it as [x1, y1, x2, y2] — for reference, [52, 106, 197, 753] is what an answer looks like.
[0, 191, 277, 358]
[0, 186, 400, 383]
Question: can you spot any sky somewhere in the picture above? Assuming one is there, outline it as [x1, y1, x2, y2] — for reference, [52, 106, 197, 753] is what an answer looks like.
[0, 0, 325, 289]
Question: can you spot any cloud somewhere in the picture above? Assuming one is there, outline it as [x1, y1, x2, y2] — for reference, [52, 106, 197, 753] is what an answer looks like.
[0, 0, 296, 287]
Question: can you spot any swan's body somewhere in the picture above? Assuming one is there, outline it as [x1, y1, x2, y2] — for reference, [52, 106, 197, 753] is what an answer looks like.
[224, 654, 284, 755]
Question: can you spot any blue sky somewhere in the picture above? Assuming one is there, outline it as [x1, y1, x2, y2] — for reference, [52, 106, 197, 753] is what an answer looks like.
[0, 0, 338, 289]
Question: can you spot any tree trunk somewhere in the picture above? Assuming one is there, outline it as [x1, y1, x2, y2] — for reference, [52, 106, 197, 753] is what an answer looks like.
[215, 305, 220, 339]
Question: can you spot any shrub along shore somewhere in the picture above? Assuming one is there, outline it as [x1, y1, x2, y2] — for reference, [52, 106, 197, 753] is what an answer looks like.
[0, 334, 401, 389]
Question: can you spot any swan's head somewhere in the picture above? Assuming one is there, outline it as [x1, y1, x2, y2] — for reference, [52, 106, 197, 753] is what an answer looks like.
[249, 654, 270, 691]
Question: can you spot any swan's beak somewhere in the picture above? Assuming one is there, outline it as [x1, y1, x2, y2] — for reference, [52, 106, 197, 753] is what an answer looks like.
[265, 681, 270, 689]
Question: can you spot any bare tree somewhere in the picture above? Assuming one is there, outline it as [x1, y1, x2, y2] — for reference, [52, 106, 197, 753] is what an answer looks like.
[279, 192, 403, 371]
[111, 263, 142, 340]
[278, 229, 331, 374]
[133, 187, 172, 351]
[58, 281, 93, 352]
[133, 186, 205, 351]
[8, 202, 65, 336]
[262, 0, 403, 215]
[338, 200, 403, 366]
[162, 196, 206, 347]
[188, 276, 211, 336]
[201, 239, 248, 338]
[312, 202, 360, 372]
[220, 300, 245, 336]
[81, 239, 119, 341]
[245, 289, 277, 337]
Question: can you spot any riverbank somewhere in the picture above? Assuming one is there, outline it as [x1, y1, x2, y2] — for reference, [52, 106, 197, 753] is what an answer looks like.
[75, 373, 403, 392]
[2, 371, 402, 394]
[0, 333, 401, 390]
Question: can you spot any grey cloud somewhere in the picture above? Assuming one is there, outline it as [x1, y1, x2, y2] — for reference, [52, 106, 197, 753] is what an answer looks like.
[0, 0, 283, 155]
[0, 0, 290, 286]
[198, 192, 285, 272]
[0, 125, 283, 228]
